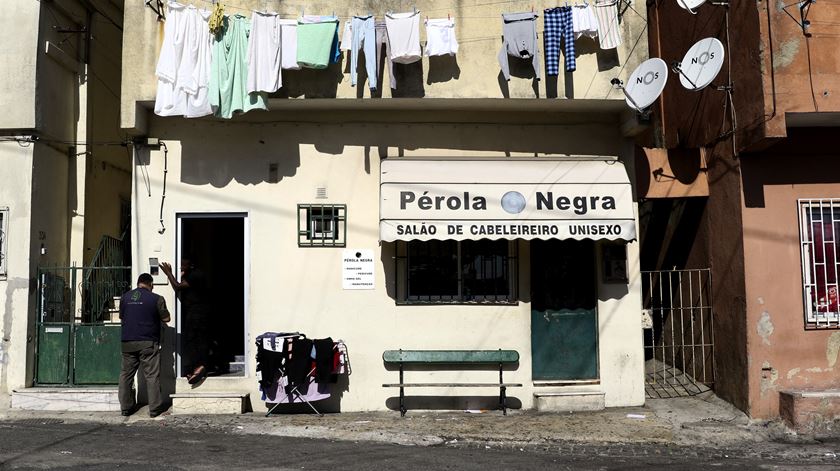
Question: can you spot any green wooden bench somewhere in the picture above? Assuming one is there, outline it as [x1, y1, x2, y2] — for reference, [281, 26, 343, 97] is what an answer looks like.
[382, 349, 522, 417]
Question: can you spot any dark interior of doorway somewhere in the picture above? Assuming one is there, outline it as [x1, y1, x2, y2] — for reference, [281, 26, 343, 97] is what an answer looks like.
[180, 216, 245, 378]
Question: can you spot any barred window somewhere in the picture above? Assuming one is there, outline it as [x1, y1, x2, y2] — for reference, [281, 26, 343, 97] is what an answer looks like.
[395, 240, 518, 304]
[0, 208, 7, 276]
[298, 204, 346, 247]
[799, 199, 840, 329]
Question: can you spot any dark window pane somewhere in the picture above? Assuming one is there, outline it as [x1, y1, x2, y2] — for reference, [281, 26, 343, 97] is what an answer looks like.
[407, 240, 458, 298]
[461, 240, 509, 300]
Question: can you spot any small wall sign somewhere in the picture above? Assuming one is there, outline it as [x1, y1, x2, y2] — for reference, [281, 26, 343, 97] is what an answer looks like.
[601, 244, 628, 284]
[342, 249, 375, 290]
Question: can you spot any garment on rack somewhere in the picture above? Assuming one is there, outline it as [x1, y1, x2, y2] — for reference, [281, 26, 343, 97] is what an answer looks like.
[278, 19, 301, 70]
[155, 2, 213, 118]
[424, 18, 458, 57]
[286, 337, 314, 388]
[209, 14, 268, 119]
[375, 20, 396, 89]
[593, 0, 622, 49]
[385, 11, 422, 64]
[247, 11, 282, 94]
[498, 12, 541, 81]
[265, 376, 331, 404]
[313, 337, 334, 383]
[544, 6, 576, 74]
[350, 15, 377, 90]
[571, 3, 599, 40]
[334, 341, 350, 375]
[296, 15, 339, 69]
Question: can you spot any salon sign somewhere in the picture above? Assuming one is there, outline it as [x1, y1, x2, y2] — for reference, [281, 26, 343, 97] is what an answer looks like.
[379, 159, 636, 242]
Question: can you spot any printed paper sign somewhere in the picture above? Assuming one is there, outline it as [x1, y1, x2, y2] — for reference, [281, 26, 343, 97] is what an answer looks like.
[342, 249, 375, 290]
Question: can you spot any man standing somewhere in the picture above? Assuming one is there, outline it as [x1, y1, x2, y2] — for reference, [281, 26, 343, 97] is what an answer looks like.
[119, 273, 170, 417]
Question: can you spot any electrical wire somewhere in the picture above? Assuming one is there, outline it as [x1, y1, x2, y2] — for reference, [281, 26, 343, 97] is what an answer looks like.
[158, 142, 169, 234]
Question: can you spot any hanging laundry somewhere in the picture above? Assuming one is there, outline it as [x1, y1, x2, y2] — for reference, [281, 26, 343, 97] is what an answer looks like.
[350, 15, 377, 90]
[247, 11, 282, 94]
[498, 12, 541, 81]
[340, 20, 352, 52]
[572, 3, 599, 40]
[208, 1, 224, 35]
[544, 6, 576, 74]
[209, 14, 268, 119]
[385, 11, 422, 64]
[424, 18, 459, 57]
[375, 20, 396, 90]
[296, 15, 340, 69]
[593, 0, 622, 50]
[154, 2, 213, 118]
[278, 19, 301, 70]
[264, 376, 331, 404]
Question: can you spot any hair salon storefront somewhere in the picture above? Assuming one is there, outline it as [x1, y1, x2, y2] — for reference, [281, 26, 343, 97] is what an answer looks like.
[131, 105, 646, 413]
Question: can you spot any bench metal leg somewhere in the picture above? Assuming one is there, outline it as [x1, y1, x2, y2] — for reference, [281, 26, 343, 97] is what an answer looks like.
[498, 361, 507, 415]
[499, 386, 507, 415]
[399, 363, 406, 417]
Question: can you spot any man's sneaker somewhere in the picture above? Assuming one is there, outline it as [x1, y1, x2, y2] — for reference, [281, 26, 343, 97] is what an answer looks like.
[121, 406, 137, 417]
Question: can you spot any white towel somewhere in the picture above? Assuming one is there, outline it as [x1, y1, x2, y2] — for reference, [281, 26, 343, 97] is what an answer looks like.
[424, 18, 459, 56]
[593, 0, 622, 50]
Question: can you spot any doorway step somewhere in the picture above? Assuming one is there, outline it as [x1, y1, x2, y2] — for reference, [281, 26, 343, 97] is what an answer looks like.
[170, 392, 250, 414]
[779, 389, 840, 433]
[534, 390, 605, 412]
[11, 388, 120, 412]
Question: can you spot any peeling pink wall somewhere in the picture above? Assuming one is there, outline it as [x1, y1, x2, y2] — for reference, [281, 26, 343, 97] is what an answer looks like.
[741, 132, 840, 418]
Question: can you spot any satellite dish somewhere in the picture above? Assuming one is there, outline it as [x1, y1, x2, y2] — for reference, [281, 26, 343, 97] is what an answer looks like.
[623, 58, 668, 112]
[676, 0, 706, 14]
[678, 38, 725, 91]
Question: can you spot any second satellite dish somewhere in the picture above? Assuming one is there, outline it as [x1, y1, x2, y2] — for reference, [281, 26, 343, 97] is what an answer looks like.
[676, 0, 707, 14]
[624, 58, 669, 112]
[678, 37, 725, 91]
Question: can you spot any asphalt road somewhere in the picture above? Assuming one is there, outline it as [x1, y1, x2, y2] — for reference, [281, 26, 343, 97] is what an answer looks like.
[0, 420, 836, 470]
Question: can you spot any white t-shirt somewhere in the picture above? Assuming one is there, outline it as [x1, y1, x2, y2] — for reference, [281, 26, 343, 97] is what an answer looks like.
[385, 11, 421, 64]
[247, 11, 283, 94]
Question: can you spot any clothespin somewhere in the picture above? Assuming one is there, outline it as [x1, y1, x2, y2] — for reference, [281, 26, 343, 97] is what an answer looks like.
[448, 12, 451, 20]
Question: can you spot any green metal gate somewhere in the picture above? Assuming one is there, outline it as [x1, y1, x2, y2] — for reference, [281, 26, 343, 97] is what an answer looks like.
[35, 266, 131, 386]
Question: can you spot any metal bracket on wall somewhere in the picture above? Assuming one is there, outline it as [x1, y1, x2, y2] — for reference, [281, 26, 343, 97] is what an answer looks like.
[781, 0, 815, 37]
[145, 0, 166, 22]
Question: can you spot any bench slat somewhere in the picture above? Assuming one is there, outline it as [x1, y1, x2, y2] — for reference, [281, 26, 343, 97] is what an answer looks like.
[383, 383, 523, 387]
[383, 350, 519, 364]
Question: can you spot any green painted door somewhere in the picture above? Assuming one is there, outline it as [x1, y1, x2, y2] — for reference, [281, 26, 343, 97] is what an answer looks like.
[530, 240, 598, 380]
[73, 325, 122, 384]
[36, 323, 71, 384]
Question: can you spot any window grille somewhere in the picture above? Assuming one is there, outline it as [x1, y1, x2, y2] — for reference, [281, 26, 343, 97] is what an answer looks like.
[297, 204, 346, 247]
[0, 208, 7, 276]
[799, 199, 840, 329]
[395, 240, 518, 304]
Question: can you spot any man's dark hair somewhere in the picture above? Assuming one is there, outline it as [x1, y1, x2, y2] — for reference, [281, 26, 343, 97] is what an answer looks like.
[138, 273, 154, 286]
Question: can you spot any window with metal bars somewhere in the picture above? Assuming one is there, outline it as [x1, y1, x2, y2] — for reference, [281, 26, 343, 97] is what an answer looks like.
[298, 204, 346, 247]
[799, 199, 840, 329]
[394, 240, 518, 304]
[0, 208, 7, 276]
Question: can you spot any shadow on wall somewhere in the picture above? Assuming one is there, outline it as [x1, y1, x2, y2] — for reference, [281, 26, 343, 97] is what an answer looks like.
[150, 118, 621, 187]
[385, 395, 523, 412]
[740, 130, 840, 208]
[498, 56, 540, 98]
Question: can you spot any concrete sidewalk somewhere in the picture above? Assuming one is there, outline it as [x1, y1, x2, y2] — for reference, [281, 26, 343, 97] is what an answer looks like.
[1, 391, 838, 460]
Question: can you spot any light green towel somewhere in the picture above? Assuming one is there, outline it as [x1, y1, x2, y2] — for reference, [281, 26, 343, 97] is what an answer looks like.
[210, 15, 268, 119]
[296, 21, 337, 69]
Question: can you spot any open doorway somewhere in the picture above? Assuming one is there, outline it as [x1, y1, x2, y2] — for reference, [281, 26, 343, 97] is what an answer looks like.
[177, 213, 247, 378]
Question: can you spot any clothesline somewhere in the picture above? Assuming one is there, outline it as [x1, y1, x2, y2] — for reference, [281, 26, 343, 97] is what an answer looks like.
[179, 0, 643, 21]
